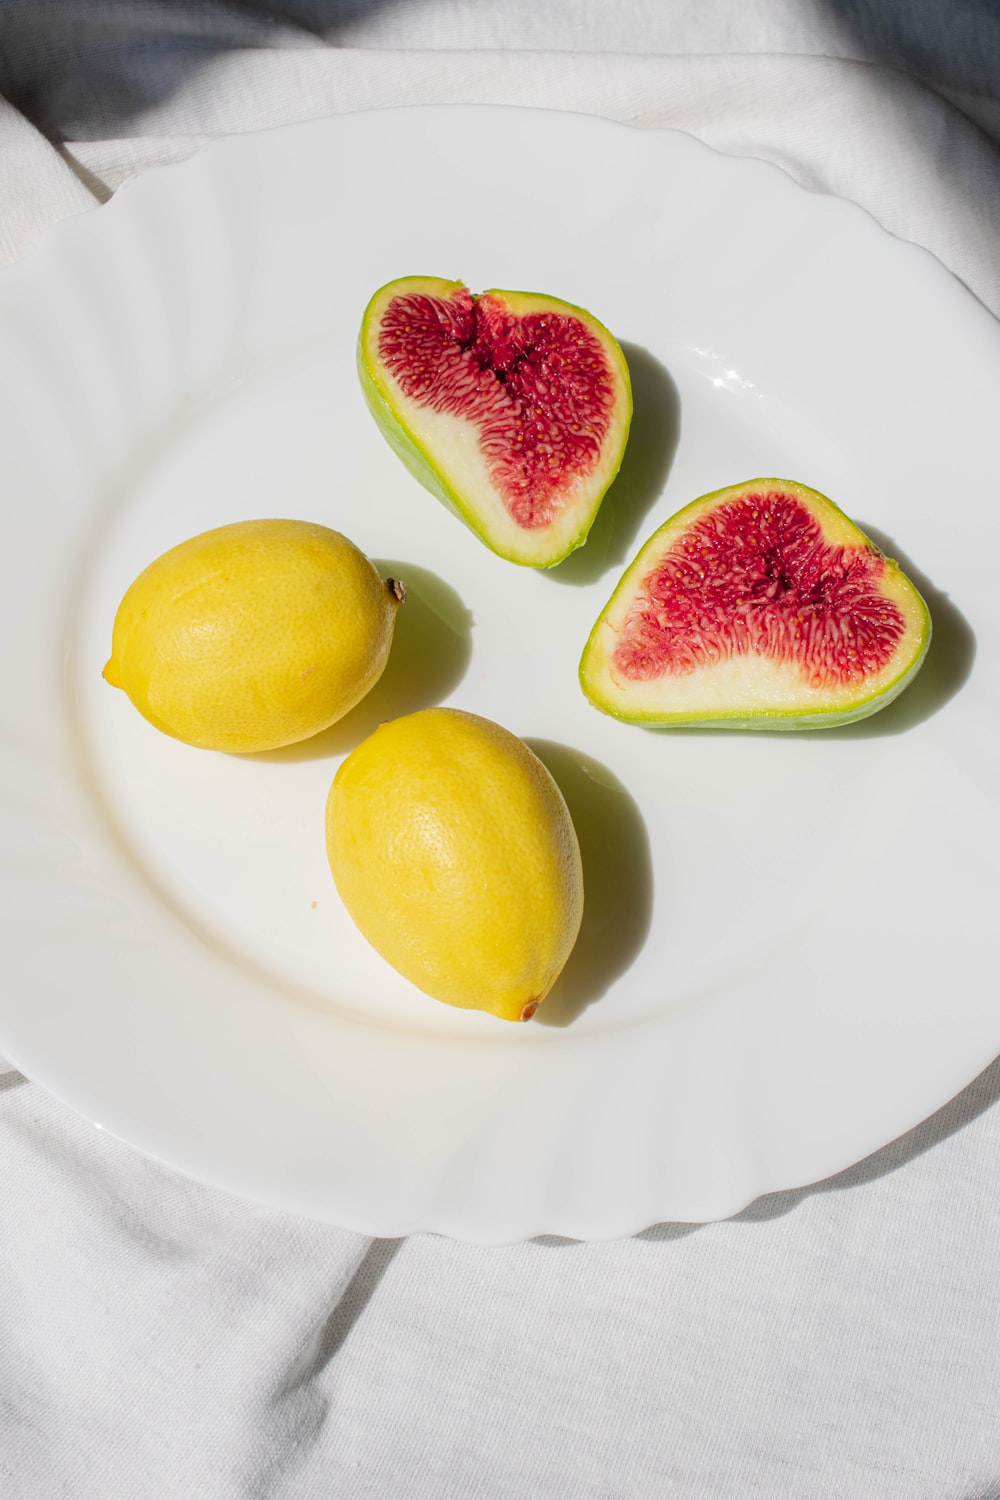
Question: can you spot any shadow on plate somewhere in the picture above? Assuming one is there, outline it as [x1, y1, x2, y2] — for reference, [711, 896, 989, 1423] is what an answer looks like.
[245, 562, 473, 764]
[644, 1050, 1000, 1239]
[641, 527, 975, 741]
[546, 343, 680, 587]
[523, 739, 654, 1028]
[730, 1051, 1000, 1223]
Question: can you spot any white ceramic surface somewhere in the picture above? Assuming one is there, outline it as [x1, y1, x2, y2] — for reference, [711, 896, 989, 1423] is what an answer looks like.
[1, 107, 997, 1242]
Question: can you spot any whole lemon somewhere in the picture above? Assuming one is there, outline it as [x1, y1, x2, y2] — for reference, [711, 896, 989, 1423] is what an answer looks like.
[103, 519, 404, 753]
[326, 708, 584, 1022]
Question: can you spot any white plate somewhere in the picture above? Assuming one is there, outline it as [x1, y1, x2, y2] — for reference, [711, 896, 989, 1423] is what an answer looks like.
[1, 107, 997, 1243]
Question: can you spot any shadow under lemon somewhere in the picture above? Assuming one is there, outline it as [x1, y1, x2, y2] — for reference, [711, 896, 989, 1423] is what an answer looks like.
[524, 739, 654, 1027]
[247, 562, 473, 763]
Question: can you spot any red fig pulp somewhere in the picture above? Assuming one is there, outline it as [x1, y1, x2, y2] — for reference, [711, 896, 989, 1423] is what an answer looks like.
[357, 276, 632, 567]
[580, 479, 931, 729]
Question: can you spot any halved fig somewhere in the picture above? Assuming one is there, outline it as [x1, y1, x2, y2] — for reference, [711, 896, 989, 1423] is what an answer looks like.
[580, 479, 931, 729]
[357, 275, 632, 567]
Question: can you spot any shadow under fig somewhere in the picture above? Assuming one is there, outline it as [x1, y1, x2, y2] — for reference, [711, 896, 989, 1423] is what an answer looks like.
[246, 563, 473, 764]
[548, 343, 680, 587]
[523, 739, 654, 1028]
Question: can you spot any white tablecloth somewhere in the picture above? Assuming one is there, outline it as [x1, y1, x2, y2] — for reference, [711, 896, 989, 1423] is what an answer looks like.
[3, 5, 1000, 1495]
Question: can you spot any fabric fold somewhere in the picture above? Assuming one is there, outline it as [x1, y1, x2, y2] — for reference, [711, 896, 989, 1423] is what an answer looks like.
[0, 95, 97, 265]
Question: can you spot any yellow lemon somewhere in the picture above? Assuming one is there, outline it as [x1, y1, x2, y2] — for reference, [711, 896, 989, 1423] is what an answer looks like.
[326, 708, 584, 1022]
[104, 519, 404, 753]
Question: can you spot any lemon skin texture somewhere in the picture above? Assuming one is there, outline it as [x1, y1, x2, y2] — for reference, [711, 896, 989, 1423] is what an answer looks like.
[326, 708, 584, 1022]
[104, 519, 404, 753]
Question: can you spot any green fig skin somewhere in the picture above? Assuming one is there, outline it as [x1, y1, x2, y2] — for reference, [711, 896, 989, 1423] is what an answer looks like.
[580, 478, 932, 731]
[356, 332, 471, 532]
[357, 276, 632, 568]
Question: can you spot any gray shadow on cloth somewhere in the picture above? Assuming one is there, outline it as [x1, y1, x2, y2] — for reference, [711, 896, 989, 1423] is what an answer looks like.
[262, 1234, 403, 1481]
[547, 344, 680, 588]
[0, 3, 402, 138]
[251, 1228, 405, 1485]
[818, 0, 1000, 311]
[309, 1237, 403, 1366]
[820, 0, 1000, 103]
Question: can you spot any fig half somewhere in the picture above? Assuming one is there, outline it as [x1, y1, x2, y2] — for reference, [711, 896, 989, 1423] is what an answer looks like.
[580, 479, 931, 729]
[358, 276, 632, 567]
